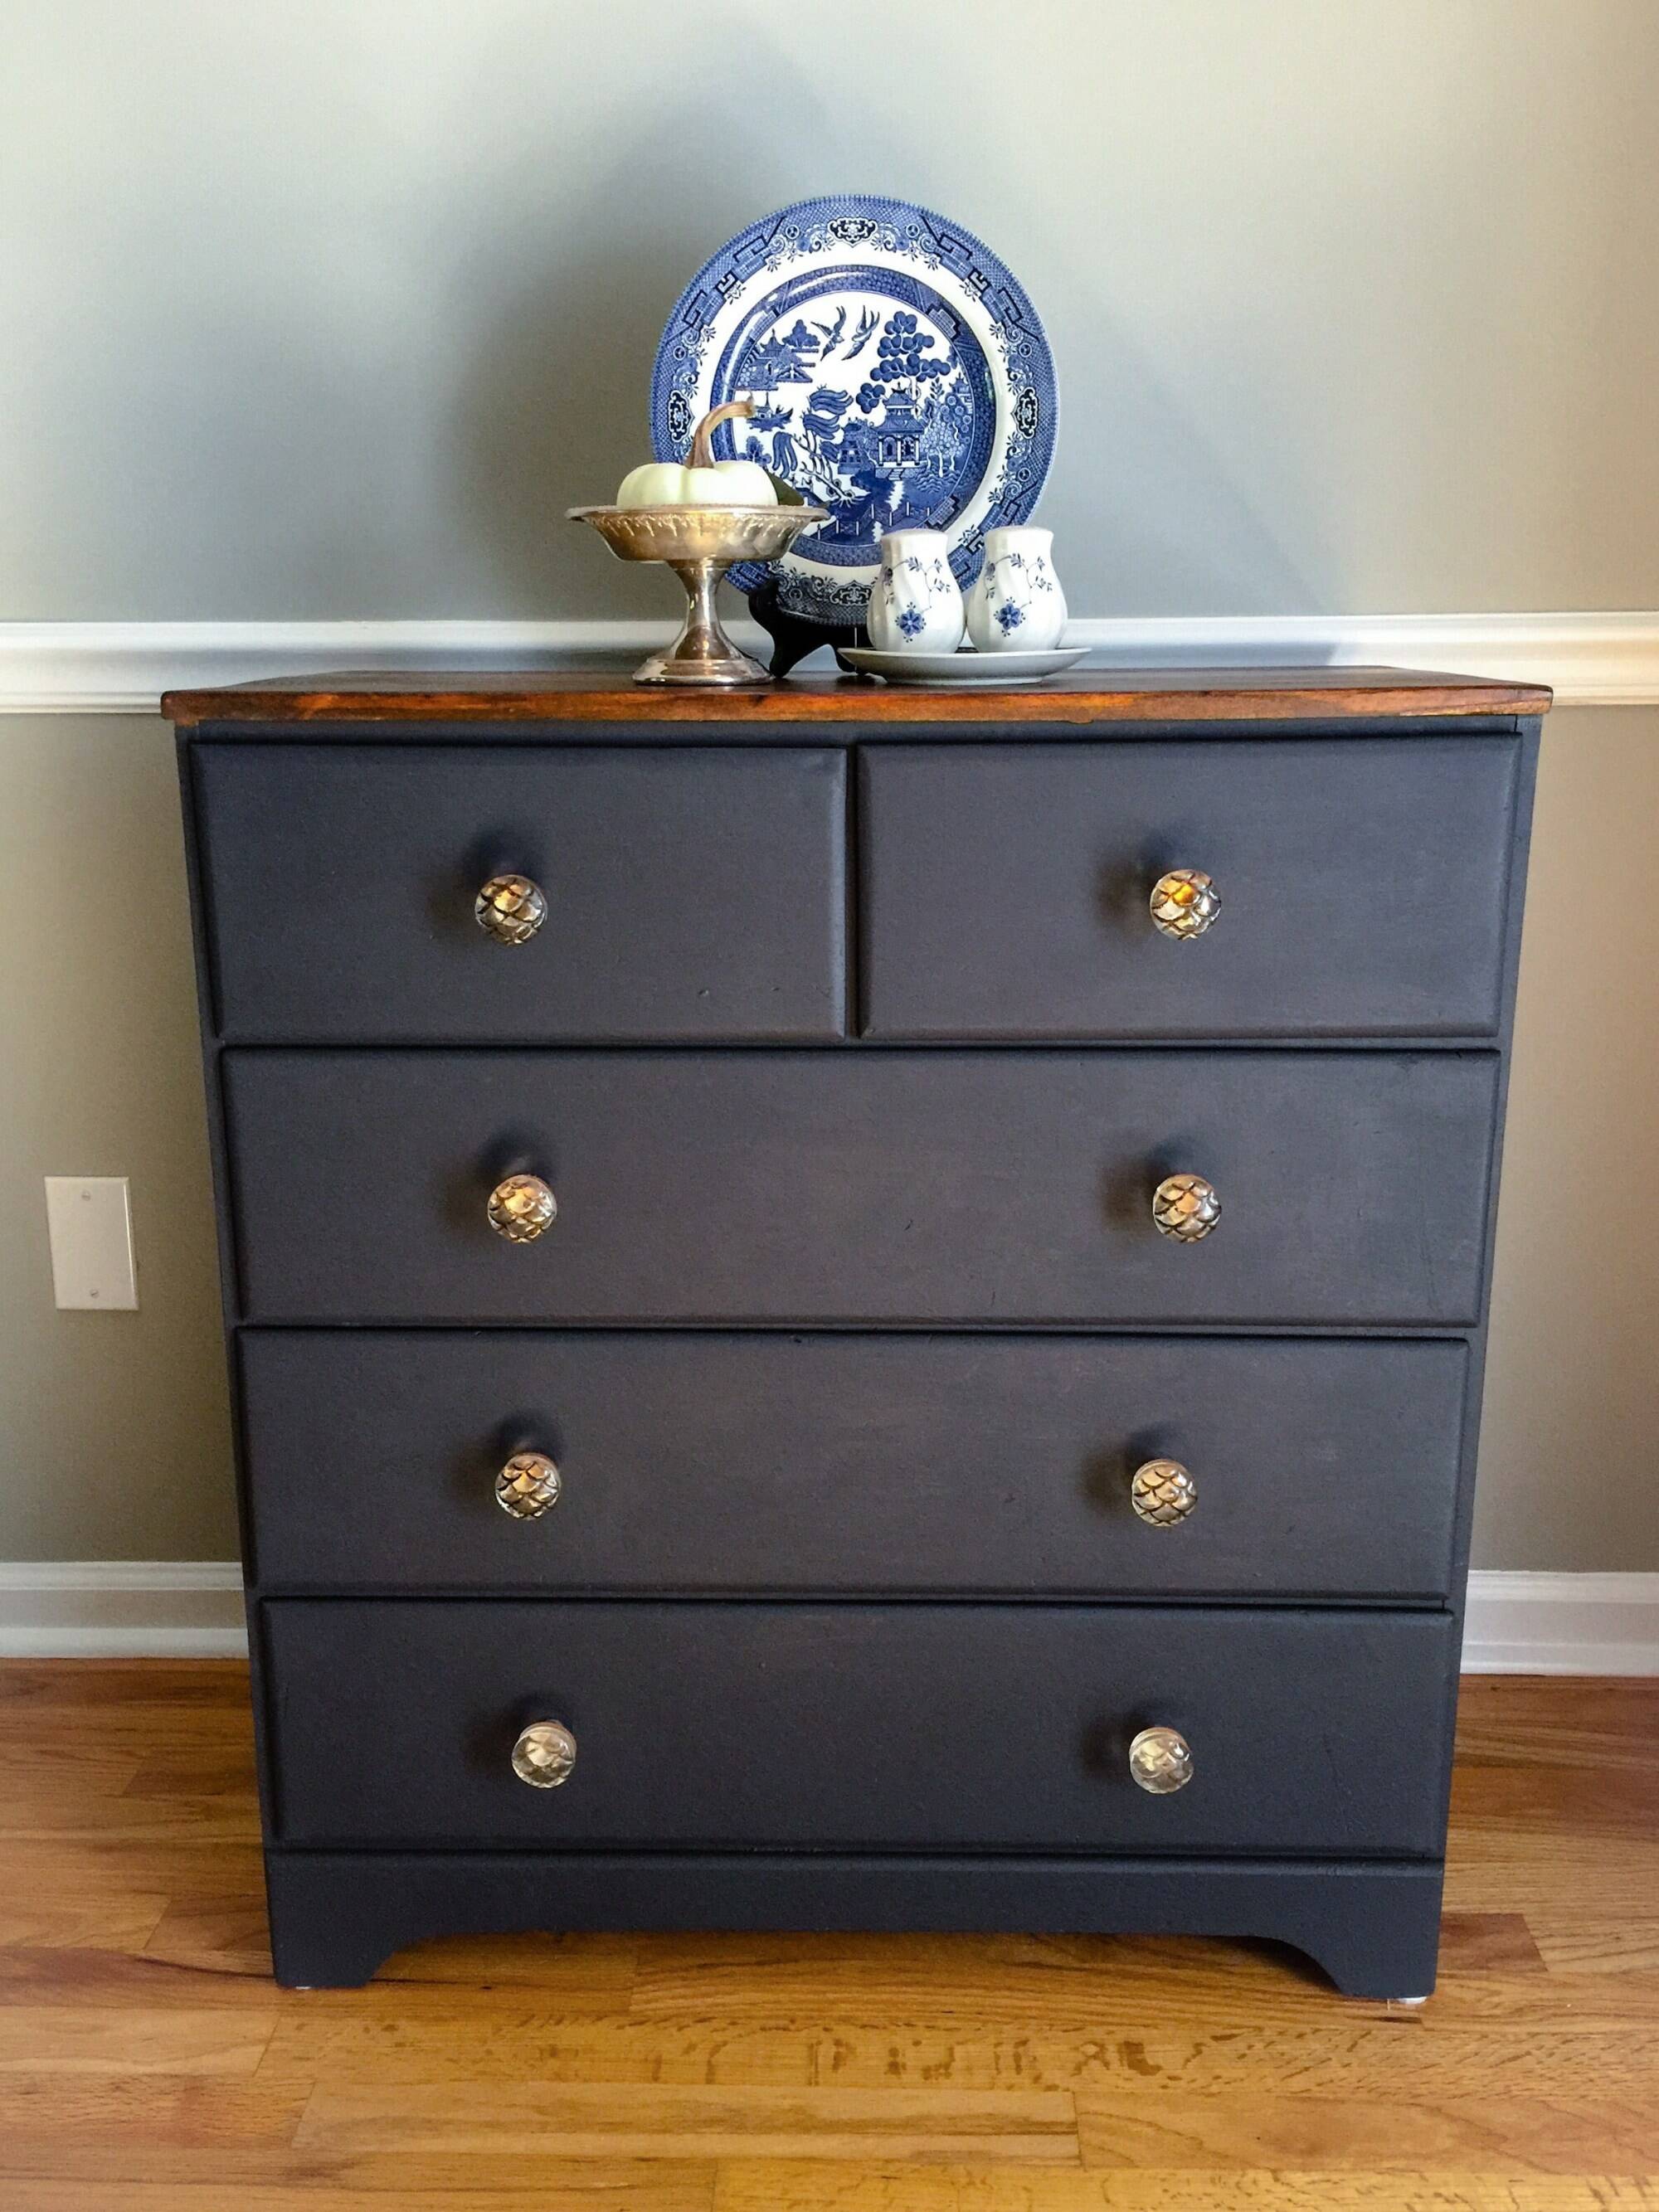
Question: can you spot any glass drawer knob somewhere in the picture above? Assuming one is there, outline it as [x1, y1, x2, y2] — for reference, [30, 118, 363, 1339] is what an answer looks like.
[496, 1451, 562, 1519]
[1131, 1458, 1196, 1526]
[476, 873, 547, 944]
[488, 1173, 557, 1243]
[1129, 1724, 1193, 1794]
[1151, 1172, 1220, 1242]
[1150, 868, 1219, 940]
[512, 1719, 577, 1788]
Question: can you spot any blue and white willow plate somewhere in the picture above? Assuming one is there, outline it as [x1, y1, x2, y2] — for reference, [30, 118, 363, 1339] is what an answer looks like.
[650, 195, 1058, 627]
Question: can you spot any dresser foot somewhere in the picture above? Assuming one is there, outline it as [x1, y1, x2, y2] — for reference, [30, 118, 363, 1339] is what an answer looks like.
[261, 1860, 394, 1989]
[267, 1928, 391, 1991]
[1292, 1885, 1444, 2002]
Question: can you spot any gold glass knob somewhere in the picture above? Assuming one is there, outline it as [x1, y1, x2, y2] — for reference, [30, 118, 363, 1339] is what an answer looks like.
[1152, 1172, 1220, 1242]
[1150, 868, 1219, 940]
[487, 1174, 557, 1243]
[512, 1719, 577, 1788]
[1129, 1724, 1193, 1794]
[1131, 1458, 1196, 1526]
[475, 873, 547, 945]
[496, 1450, 562, 1519]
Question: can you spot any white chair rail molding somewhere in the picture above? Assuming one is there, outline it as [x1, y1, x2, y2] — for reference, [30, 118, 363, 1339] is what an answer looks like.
[2, 611, 1657, 712]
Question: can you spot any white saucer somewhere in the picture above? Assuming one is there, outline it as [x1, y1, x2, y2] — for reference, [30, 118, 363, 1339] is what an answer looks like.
[840, 645, 1089, 685]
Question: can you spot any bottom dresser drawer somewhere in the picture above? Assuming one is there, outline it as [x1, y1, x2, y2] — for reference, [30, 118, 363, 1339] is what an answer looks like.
[265, 1602, 1454, 1855]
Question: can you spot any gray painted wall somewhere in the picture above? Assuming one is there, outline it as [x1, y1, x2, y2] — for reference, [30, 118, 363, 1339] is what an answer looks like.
[2, 0, 1656, 618]
[1, 2, 1656, 1564]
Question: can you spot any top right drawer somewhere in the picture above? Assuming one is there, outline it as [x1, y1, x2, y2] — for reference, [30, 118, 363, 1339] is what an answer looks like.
[859, 737, 1520, 1039]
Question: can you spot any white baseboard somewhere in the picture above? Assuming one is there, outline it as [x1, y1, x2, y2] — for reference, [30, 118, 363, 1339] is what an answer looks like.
[0, 1563, 1655, 1670]
[0, 1562, 245, 1657]
[0, 611, 1655, 713]
[1460, 1571, 1659, 1675]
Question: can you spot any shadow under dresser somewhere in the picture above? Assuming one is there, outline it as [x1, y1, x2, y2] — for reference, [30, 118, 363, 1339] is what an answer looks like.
[164, 664, 1550, 1996]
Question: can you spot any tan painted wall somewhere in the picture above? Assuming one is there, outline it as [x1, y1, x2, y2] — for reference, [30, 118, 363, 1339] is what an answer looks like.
[1475, 706, 1659, 1570]
[0, 706, 1654, 1566]
[0, 717, 234, 1557]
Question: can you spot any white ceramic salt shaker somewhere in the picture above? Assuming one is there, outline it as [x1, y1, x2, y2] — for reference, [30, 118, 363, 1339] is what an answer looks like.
[966, 526, 1068, 650]
[867, 529, 965, 653]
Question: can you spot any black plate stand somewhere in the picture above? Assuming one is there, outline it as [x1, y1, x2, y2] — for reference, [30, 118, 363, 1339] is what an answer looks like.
[748, 575, 869, 677]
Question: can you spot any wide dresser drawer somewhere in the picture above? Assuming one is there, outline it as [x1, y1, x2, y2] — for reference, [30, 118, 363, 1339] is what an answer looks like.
[860, 738, 1520, 1038]
[243, 1331, 1468, 1599]
[224, 1048, 1497, 1325]
[265, 1601, 1455, 1854]
[191, 743, 848, 1041]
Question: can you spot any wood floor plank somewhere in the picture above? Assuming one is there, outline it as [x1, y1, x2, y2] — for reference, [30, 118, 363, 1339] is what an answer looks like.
[251, 2009, 1659, 2097]
[121, 1745, 258, 1797]
[1454, 1678, 1659, 1772]
[0, 1840, 266, 1894]
[1073, 2087, 1659, 2172]
[0, 2071, 308, 2146]
[0, 1666, 241, 1702]
[0, 1719, 249, 1765]
[0, 1741, 148, 1791]
[0, 2004, 276, 2075]
[0, 1791, 257, 1841]
[1527, 1920, 1659, 1976]
[0, 1947, 295, 2010]
[372, 1932, 642, 1991]
[0, 2166, 718, 2210]
[0, 1895, 169, 1952]
[292, 2081, 1081, 2164]
[0, 1660, 250, 1709]
[711, 2168, 1659, 2210]
[1442, 1841, 1659, 1918]
[1434, 1911, 1548, 1973]
[1449, 1767, 1659, 1837]
[140, 1899, 275, 1976]
[0, 1941, 642, 2020]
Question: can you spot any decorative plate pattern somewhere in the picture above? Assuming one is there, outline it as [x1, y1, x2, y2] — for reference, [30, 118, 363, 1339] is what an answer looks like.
[651, 196, 1057, 625]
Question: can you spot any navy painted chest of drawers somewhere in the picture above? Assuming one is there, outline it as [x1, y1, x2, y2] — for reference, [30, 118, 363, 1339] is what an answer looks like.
[166, 665, 1549, 1997]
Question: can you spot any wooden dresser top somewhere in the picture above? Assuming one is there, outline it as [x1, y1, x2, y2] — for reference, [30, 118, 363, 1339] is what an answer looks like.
[164, 665, 1552, 728]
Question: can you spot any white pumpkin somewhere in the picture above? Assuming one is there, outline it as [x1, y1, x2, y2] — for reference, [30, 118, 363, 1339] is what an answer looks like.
[616, 400, 777, 508]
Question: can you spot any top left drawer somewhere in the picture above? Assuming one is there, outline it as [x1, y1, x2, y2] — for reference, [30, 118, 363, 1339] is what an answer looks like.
[189, 743, 848, 1043]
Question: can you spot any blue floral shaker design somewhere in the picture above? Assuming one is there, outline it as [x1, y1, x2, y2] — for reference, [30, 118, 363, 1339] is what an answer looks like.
[867, 529, 966, 654]
[966, 527, 1068, 651]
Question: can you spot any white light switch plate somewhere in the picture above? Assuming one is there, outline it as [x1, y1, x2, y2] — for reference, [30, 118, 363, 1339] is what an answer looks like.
[44, 1177, 138, 1310]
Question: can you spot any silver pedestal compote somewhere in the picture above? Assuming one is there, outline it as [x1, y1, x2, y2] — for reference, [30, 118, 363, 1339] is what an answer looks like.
[567, 502, 829, 686]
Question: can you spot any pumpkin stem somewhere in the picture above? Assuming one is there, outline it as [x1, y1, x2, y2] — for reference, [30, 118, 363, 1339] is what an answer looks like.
[689, 398, 755, 471]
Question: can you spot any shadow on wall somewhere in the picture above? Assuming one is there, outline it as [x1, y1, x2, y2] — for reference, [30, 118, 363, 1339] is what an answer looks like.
[445, 33, 825, 620]
[448, 167, 697, 618]
[443, 34, 1323, 623]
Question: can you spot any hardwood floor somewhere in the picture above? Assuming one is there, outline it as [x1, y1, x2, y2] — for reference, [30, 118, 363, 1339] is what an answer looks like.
[0, 1664, 1655, 2209]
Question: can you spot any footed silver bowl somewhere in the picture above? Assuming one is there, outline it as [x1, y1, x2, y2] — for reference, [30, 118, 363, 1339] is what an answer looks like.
[569, 503, 829, 686]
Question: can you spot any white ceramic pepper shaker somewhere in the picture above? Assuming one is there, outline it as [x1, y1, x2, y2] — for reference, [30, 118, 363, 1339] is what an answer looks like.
[966, 526, 1068, 650]
[867, 529, 965, 653]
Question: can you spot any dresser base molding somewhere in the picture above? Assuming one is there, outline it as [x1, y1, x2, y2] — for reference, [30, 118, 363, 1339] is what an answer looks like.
[264, 1851, 1444, 2001]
